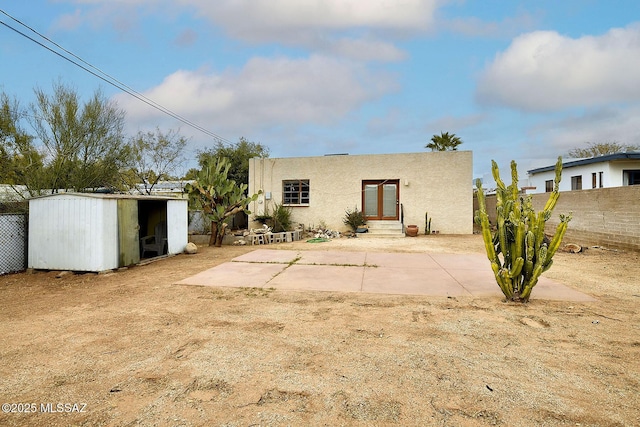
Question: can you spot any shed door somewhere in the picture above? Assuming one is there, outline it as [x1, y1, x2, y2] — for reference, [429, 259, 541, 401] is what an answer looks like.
[117, 199, 140, 267]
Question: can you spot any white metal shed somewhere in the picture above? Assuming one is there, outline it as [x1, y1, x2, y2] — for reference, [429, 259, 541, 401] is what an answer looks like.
[28, 193, 188, 272]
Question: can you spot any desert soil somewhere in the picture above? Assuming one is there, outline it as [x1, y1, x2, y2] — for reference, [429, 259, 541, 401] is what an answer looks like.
[0, 234, 639, 427]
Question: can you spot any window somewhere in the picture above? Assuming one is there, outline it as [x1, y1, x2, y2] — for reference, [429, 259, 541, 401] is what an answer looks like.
[599, 171, 604, 188]
[545, 180, 553, 192]
[625, 170, 640, 185]
[571, 175, 582, 190]
[283, 180, 310, 204]
[592, 173, 597, 189]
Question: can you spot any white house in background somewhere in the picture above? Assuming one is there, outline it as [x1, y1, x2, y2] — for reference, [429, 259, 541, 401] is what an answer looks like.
[247, 151, 473, 235]
[527, 152, 640, 193]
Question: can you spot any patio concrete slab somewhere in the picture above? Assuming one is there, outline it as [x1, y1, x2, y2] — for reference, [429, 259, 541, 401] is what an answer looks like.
[364, 252, 441, 269]
[175, 262, 286, 288]
[296, 250, 367, 266]
[231, 249, 299, 264]
[176, 249, 597, 302]
[268, 264, 364, 293]
[362, 267, 471, 296]
[429, 253, 489, 270]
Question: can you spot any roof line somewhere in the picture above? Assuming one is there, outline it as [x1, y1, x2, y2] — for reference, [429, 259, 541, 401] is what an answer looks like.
[528, 152, 640, 174]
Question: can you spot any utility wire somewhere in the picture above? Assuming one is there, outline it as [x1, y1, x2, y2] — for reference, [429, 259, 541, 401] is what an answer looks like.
[0, 8, 233, 145]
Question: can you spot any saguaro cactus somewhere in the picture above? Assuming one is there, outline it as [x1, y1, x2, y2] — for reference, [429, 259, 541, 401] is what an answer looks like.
[474, 157, 572, 302]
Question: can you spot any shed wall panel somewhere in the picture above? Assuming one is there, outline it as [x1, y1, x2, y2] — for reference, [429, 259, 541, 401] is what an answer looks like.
[29, 195, 119, 271]
[166, 199, 188, 254]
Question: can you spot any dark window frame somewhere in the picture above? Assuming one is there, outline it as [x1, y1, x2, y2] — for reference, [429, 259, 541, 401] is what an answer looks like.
[625, 170, 640, 186]
[571, 175, 582, 190]
[545, 180, 553, 193]
[282, 179, 310, 205]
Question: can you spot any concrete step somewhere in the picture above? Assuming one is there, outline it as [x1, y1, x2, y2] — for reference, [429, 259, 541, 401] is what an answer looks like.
[360, 220, 404, 237]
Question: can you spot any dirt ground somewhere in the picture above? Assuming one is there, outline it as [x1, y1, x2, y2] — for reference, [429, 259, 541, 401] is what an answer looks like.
[0, 234, 639, 427]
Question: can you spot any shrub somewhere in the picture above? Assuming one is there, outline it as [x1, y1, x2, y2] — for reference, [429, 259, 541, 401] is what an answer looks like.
[270, 203, 292, 232]
[343, 207, 366, 231]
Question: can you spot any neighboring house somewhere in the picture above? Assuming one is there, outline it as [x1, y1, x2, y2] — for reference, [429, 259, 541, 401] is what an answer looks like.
[247, 151, 473, 235]
[132, 180, 192, 198]
[527, 152, 640, 193]
[0, 184, 29, 202]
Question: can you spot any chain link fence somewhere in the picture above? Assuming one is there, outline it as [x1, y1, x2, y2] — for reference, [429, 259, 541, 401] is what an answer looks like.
[0, 212, 28, 275]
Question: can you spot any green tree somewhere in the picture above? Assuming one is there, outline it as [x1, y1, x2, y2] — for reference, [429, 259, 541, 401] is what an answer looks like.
[567, 141, 640, 158]
[197, 137, 269, 187]
[0, 93, 46, 197]
[184, 157, 260, 247]
[28, 82, 130, 193]
[426, 132, 463, 151]
[124, 128, 188, 194]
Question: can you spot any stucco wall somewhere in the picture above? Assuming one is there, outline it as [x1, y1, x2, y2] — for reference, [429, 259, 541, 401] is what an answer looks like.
[475, 185, 640, 252]
[248, 151, 473, 234]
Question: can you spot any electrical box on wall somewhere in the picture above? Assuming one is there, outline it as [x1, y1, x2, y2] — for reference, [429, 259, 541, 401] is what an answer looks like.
[265, 192, 272, 200]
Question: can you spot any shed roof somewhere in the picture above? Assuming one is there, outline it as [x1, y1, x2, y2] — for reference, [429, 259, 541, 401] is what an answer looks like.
[29, 192, 185, 202]
[527, 152, 640, 174]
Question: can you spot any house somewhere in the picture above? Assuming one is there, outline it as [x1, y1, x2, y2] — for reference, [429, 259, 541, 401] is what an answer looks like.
[527, 152, 640, 193]
[247, 151, 473, 235]
[28, 193, 188, 272]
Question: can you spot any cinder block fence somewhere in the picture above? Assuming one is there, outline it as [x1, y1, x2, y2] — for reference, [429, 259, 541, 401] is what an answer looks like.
[474, 186, 640, 252]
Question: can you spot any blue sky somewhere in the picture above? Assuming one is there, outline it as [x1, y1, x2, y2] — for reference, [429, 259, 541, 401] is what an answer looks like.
[2, 1, 640, 183]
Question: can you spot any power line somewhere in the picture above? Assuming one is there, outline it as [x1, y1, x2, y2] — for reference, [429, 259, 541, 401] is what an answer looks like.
[0, 8, 233, 145]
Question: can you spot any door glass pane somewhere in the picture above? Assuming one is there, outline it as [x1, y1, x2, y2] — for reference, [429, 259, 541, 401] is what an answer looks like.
[364, 185, 378, 217]
[382, 184, 396, 217]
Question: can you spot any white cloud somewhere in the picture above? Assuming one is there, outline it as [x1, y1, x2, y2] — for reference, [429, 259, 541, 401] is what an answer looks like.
[57, 0, 440, 60]
[182, 0, 440, 38]
[529, 106, 640, 154]
[324, 38, 408, 62]
[442, 12, 539, 38]
[177, 0, 441, 61]
[114, 55, 398, 136]
[476, 24, 640, 111]
[51, 9, 83, 31]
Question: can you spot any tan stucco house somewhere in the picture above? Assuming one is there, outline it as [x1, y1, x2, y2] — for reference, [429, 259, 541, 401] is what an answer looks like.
[248, 151, 473, 235]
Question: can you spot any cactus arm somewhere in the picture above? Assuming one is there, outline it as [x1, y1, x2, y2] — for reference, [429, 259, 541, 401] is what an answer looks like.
[524, 231, 535, 279]
[543, 157, 563, 212]
[521, 245, 548, 301]
[492, 160, 506, 191]
[545, 214, 572, 265]
[534, 211, 546, 253]
[510, 160, 519, 202]
[496, 210, 508, 263]
[476, 179, 500, 265]
[495, 265, 514, 299]
[510, 257, 524, 278]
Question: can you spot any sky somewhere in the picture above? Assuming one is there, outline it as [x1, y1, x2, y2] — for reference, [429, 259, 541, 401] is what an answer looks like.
[2, 0, 640, 184]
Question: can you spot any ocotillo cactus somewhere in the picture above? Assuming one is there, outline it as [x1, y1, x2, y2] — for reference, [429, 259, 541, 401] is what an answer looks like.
[474, 157, 572, 302]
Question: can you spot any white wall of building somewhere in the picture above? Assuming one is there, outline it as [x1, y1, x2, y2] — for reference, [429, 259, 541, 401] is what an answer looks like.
[528, 159, 640, 193]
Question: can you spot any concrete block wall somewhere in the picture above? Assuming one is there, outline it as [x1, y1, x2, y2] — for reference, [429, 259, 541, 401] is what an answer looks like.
[475, 186, 640, 252]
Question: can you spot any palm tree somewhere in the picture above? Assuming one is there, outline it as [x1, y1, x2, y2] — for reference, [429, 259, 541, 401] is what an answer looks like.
[426, 132, 463, 151]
